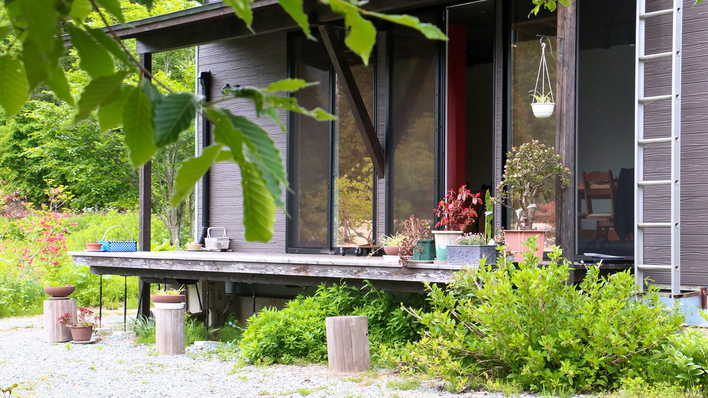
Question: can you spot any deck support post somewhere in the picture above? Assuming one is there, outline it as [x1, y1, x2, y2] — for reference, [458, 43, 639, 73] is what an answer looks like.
[138, 52, 153, 318]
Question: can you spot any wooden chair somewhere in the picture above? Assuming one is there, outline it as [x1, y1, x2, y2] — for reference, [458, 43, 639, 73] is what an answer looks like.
[582, 170, 616, 239]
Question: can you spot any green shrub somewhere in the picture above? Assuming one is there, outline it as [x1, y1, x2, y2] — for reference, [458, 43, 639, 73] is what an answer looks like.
[239, 282, 424, 364]
[397, 238, 685, 393]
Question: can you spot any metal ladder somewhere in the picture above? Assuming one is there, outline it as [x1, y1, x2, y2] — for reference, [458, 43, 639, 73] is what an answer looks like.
[634, 0, 682, 296]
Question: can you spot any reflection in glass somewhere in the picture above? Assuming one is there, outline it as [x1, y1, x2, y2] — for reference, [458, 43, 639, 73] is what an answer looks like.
[390, 12, 438, 231]
[289, 36, 331, 249]
[576, 0, 635, 256]
[333, 57, 375, 247]
[510, 1, 557, 250]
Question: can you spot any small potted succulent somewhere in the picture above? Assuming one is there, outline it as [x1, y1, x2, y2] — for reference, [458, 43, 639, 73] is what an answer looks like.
[433, 185, 482, 261]
[495, 140, 570, 261]
[150, 286, 186, 308]
[378, 233, 405, 256]
[398, 215, 434, 268]
[58, 307, 98, 342]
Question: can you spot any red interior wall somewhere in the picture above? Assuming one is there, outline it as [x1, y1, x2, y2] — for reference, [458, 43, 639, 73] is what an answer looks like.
[447, 24, 467, 192]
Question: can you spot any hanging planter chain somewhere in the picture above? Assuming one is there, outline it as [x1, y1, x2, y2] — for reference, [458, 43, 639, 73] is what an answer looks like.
[533, 38, 555, 104]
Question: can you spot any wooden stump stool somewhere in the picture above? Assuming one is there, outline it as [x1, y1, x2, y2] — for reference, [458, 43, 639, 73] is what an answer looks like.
[154, 304, 185, 355]
[44, 299, 76, 343]
[326, 316, 370, 373]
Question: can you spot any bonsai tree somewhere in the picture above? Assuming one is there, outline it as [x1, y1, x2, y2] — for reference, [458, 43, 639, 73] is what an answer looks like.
[496, 140, 570, 230]
[434, 185, 482, 231]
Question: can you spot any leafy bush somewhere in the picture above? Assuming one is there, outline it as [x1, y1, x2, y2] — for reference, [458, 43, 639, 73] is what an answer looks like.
[397, 238, 684, 393]
[239, 282, 424, 364]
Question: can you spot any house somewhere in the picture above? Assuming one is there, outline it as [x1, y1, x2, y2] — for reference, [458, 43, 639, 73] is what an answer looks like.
[70, 0, 708, 324]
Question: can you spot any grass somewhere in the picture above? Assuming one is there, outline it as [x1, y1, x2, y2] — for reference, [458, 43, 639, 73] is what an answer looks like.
[295, 387, 313, 396]
[385, 378, 421, 391]
[615, 377, 705, 398]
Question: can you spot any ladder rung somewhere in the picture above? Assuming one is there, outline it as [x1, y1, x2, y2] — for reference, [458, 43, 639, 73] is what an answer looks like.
[638, 180, 671, 186]
[639, 94, 673, 103]
[640, 8, 674, 19]
[639, 52, 673, 61]
[638, 137, 672, 145]
[638, 222, 672, 228]
[638, 264, 673, 271]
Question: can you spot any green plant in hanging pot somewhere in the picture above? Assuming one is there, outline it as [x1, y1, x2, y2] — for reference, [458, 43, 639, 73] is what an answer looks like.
[495, 140, 570, 261]
[530, 41, 556, 119]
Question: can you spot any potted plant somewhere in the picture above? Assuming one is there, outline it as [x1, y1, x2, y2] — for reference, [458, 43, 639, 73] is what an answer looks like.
[496, 140, 570, 261]
[378, 234, 405, 256]
[433, 185, 482, 261]
[398, 215, 434, 267]
[446, 233, 497, 266]
[150, 286, 186, 308]
[530, 90, 555, 118]
[43, 284, 75, 298]
[58, 307, 97, 342]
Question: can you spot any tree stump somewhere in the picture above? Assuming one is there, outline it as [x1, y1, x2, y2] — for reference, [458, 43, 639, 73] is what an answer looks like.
[154, 305, 185, 355]
[326, 316, 370, 373]
[44, 299, 76, 343]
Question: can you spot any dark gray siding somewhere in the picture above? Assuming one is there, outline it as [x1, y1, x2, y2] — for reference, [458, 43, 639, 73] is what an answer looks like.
[199, 32, 288, 254]
[376, 32, 387, 239]
[643, 0, 708, 285]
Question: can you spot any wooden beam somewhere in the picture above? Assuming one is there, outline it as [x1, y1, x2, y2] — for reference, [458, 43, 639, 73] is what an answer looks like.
[556, 3, 577, 282]
[319, 25, 386, 179]
[138, 53, 153, 318]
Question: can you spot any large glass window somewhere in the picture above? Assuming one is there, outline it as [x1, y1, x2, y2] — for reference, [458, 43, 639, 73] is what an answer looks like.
[509, 1, 558, 251]
[389, 11, 439, 231]
[576, 0, 635, 257]
[288, 33, 375, 251]
[288, 36, 332, 250]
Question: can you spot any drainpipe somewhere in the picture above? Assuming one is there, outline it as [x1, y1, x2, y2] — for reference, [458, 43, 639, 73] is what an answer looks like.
[198, 71, 212, 244]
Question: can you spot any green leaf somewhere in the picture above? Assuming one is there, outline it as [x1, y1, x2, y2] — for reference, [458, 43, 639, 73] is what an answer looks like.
[95, 0, 125, 23]
[20, 0, 57, 54]
[695, 0, 705, 5]
[277, 0, 314, 40]
[67, 25, 115, 78]
[0, 55, 29, 116]
[75, 71, 128, 122]
[241, 161, 276, 242]
[368, 13, 448, 41]
[153, 93, 200, 146]
[206, 108, 246, 163]
[70, 0, 93, 20]
[224, 0, 254, 31]
[0, 26, 11, 40]
[225, 113, 287, 208]
[21, 38, 48, 91]
[172, 144, 222, 207]
[141, 79, 162, 105]
[264, 78, 316, 93]
[86, 28, 136, 70]
[328, 0, 376, 65]
[46, 66, 75, 107]
[97, 91, 125, 132]
[123, 85, 157, 165]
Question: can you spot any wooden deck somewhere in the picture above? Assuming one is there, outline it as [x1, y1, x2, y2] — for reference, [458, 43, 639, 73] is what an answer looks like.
[69, 251, 467, 292]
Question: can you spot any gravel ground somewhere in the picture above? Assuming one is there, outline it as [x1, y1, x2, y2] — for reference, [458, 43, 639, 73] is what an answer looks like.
[0, 311, 548, 398]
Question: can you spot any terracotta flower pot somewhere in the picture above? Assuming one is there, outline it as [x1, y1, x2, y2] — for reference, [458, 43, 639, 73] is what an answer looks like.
[43, 286, 75, 298]
[504, 230, 546, 262]
[150, 294, 186, 304]
[85, 242, 103, 251]
[382, 246, 400, 256]
[70, 325, 93, 342]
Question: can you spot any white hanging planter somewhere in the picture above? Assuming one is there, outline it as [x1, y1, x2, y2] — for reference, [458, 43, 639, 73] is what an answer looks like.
[531, 39, 556, 119]
[531, 102, 555, 118]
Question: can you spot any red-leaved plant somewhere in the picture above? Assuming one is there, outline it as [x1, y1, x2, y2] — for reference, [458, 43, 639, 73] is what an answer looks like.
[399, 216, 432, 268]
[434, 185, 482, 231]
[58, 308, 97, 328]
